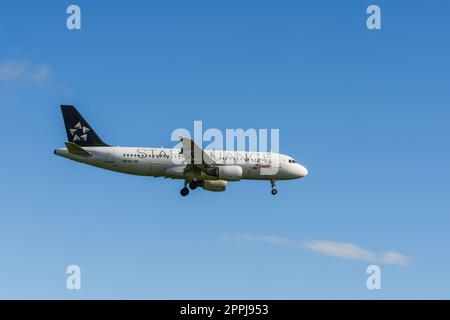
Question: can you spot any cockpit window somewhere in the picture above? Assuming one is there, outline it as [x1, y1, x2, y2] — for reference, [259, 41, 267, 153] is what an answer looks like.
[288, 159, 296, 163]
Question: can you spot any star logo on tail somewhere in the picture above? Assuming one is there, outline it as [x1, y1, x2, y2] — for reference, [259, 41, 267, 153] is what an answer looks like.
[70, 122, 90, 142]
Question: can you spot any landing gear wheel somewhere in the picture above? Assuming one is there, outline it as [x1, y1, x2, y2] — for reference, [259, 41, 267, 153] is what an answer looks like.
[270, 179, 277, 195]
[180, 187, 190, 197]
[189, 180, 198, 190]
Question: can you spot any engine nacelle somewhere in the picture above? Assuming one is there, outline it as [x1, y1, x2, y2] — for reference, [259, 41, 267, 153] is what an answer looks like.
[205, 165, 243, 181]
[202, 180, 227, 192]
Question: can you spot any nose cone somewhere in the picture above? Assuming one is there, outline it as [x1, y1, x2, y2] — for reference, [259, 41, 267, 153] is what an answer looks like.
[284, 163, 307, 179]
[294, 164, 308, 178]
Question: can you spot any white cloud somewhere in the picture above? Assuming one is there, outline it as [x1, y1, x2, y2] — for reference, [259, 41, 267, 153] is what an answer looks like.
[0, 59, 28, 80]
[380, 251, 410, 266]
[0, 59, 51, 83]
[304, 240, 410, 266]
[221, 234, 297, 246]
[30, 65, 51, 82]
[304, 240, 377, 262]
[222, 234, 410, 267]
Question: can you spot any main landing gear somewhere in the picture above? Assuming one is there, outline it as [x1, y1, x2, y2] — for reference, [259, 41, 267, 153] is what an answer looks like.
[180, 180, 200, 196]
[189, 180, 198, 190]
[270, 179, 278, 195]
[180, 180, 190, 197]
[180, 187, 189, 196]
[181, 179, 279, 196]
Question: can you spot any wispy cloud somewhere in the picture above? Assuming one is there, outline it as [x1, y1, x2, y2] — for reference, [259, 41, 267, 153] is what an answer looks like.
[221, 234, 298, 246]
[221, 234, 410, 266]
[0, 59, 28, 80]
[304, 240, 410, 266]
[29, 65, 51, 82]
[0, 59, 52, 83]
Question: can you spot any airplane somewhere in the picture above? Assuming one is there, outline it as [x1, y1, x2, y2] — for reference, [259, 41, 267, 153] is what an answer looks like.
[54, 105, 308, 196]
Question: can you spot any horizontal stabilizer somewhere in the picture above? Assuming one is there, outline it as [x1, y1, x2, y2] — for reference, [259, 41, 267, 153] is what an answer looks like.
[65, 142, 92, 156]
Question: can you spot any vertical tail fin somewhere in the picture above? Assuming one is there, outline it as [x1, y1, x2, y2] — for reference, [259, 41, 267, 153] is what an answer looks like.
[60, 105, 109, 147]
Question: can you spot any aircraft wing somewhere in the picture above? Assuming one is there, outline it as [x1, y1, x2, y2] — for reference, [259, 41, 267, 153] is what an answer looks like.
[180, 136, 216, 167]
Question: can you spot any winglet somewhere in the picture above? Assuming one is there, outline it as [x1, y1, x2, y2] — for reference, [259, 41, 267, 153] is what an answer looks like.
[65, 142, 92, 156]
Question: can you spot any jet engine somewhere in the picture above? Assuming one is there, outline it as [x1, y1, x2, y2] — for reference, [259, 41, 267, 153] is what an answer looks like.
[205, 165, 243, 181]
[201, 180, 227, 192]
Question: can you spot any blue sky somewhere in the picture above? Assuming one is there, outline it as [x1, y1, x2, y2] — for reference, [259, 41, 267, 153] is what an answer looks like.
[0, 0, 449, 299]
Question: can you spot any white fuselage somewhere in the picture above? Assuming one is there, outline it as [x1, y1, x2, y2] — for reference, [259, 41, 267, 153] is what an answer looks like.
[54, 146, 308, 181]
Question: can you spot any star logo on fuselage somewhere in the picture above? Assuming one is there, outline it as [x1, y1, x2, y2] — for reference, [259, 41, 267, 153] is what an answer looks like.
[70, 122, 90, 142]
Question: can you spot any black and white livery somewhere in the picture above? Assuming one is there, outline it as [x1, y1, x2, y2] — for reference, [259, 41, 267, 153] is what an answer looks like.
[54, 105, 308, 196]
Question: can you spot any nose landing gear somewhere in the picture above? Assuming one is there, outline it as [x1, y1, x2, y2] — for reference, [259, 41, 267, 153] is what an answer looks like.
[270, 179, 278, 195]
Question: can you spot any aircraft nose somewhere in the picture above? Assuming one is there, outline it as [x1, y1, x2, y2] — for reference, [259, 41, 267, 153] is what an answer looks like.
[296, 164, 308, 178]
